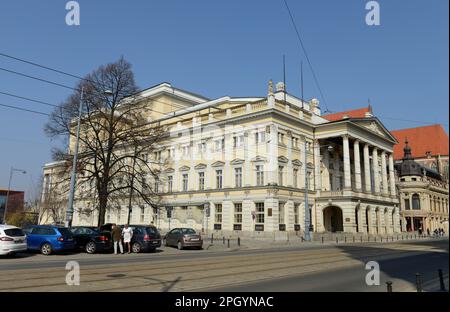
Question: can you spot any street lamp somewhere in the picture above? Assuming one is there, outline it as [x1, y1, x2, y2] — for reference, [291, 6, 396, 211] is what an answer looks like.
[303, 143, 333, 241]
[2, 167, 26, 224]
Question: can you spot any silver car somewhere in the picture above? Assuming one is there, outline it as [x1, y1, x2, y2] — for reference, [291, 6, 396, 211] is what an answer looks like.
[164, 228, 203, 250]
[0, 225, 27, 256]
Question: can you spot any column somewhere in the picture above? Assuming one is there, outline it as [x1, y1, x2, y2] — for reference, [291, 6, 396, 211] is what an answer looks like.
[314, 139, 321, 191]
[381, 151, 388, 195]
[342, 135, 352, 190]
[388, 153, 396, 197]
[372, 147, 380, 194]
[363, 144, 371, 193]
[353, 140, 362, 191]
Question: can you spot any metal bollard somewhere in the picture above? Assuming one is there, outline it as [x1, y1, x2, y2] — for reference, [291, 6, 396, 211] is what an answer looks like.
[381, 237, 383, 242]
[238, 237, 241, 247]
[386, 281, 393, 292]
[211, 234, 214, 244]
[227, 239, 230, 248]
[353, 236, 355, 243]
[361, 236, 363, 243]
[438, 269, 446, 291]
[415, 273, 423, 292]
[223, 237, 225, 244]
[321, 236, 324, 244]
[336, 237, 338, 244]
[344, 236, 347, 243]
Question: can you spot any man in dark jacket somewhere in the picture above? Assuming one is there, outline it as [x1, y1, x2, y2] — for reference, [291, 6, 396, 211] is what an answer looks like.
[112, 224, 124, 254]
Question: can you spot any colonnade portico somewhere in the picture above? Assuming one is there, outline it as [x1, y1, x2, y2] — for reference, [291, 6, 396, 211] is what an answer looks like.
[315, 132, 400, 235]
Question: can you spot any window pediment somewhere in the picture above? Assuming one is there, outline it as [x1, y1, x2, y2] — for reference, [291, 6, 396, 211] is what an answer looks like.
[194, 163, 207, 170]
[212, 161, 225, 168]
[179, 166, 190, 172]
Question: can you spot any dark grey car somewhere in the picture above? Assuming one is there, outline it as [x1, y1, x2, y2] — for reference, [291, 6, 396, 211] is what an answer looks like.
[164, 228, 203, 250]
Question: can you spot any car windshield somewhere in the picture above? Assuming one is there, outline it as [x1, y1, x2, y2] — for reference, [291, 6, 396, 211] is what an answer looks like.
[57, 228, 73, 237]
[181, 228, 196, 234]
[146, 227, 159, 235]
[4, 228, 25, 237]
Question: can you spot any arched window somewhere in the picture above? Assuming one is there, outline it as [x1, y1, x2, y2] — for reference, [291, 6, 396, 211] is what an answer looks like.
[412, 194, 421, 210]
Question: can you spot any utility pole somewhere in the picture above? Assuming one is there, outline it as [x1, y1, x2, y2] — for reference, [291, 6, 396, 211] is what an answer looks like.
[127, 145, 138, 225]
[65, 87, 84, 228]
[303, 139, 311, 241]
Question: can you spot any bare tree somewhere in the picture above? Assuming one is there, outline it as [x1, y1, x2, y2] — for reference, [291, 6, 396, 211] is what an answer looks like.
[45, 57, 167, 226]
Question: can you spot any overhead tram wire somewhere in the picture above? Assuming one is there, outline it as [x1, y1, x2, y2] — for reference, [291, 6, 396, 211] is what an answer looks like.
[0, 91, 58, 108]
[0, 102, 50, 116]
[281, 0, 332, 114]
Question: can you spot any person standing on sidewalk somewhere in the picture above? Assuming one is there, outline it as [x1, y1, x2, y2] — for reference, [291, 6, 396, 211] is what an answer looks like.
[122, 224, 134, 254]
[112, 224, 124, 255]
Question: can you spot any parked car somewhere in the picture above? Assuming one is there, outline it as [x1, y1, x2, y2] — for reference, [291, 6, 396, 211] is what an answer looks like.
[0, 225, 27, 256]
[120, 225, 162, 253]
[24, 225, 75, 255]
[71, 226, 112, 254]
[164, 228, 202, 250]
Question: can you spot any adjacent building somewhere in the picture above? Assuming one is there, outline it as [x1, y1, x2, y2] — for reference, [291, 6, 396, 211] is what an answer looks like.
[0, 189, 25, 223]
[41, 82, 401, 236]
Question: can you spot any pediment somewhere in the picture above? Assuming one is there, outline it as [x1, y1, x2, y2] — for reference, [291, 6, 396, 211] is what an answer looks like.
[194, 163, 207, 170]
[278, 156, 289, 164]
[230, 158, 245, 165]
[164, 168, 175, 174]
[212, 161, 225, 168]
[251, 156, 267, 163]
[292, 159, 302, 167]
[353, 119, 398, 143]
[179, 166, 190, 172]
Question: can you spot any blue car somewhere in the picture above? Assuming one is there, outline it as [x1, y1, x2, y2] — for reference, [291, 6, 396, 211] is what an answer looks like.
[23, 225, 76, 255]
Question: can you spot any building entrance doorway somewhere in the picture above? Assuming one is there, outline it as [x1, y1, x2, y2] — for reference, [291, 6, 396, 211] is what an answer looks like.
[323, 206, 344, 232]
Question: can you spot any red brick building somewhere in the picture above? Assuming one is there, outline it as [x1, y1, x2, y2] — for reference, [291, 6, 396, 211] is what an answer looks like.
[0, 189, 25, 223]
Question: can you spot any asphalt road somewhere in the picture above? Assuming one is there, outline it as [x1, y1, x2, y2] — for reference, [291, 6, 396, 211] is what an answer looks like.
[0, 238, 448, 292]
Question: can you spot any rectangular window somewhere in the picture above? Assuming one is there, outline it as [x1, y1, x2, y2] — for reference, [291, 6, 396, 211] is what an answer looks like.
[199, 172, 205, 190]
[183, 146, 190, 156]
[215, 204, 223, 224]
[256, 165, 264, 186]
[293, 168, 298, 188]
[182, 174, 189, 191]
[154, 181, 159, 193]
[255, 131, 265, 144]
[279, 203, 285, 224]
[294, 204, 300, 224]
[168, 176, 173, 193]
[234, 203, 242, 226]
[235, 167, 242, 188]
[198, 142, 207, 154]
[256, 203, 265, 224]
[140, 206, 145, 223]
[233, 135, 244, 148]
[215, 138, 225, 151]
[216, 170, 223, 189]
[278, 166, 284, 186]
[278, 132, 285, 145]
[404, 198, 410, 210]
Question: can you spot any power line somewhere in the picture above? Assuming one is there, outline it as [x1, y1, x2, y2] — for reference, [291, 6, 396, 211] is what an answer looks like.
[0, 91, 58, 108]
[0, 52, 89, 82]
[0, 102, 50, 116]
[0, 66, 77, 91]
[281, 0, 332, 113]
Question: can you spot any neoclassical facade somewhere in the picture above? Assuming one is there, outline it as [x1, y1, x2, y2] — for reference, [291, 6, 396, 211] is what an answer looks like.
[396, 141, 449, 234]
[42, 81, 401, 236]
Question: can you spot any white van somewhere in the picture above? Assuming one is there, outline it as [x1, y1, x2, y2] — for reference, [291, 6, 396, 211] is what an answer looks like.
[0, 224, 27, 256]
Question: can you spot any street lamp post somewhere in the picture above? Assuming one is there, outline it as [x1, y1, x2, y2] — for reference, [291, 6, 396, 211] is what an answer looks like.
[303, 142, 333, 241]
[2, 167, 26, 224]
[65, 87, 84, 228]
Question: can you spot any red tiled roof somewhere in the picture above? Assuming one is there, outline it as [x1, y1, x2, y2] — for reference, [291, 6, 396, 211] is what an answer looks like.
[322, 107, 371, 122]
[391, 125, 449, 160]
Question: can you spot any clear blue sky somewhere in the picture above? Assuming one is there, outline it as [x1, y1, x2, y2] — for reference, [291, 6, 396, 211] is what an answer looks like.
[0, 0, 448, 200]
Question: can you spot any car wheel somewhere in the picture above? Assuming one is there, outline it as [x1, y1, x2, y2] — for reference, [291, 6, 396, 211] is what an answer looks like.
[177, 241, 183, 250]
[41, 243, 52, 255]
[132, 242, 141, 253]
[164, 238, 169, 247]
[85, 241, 96, 254]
